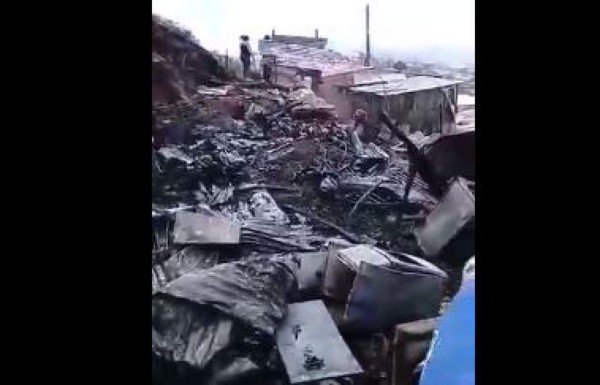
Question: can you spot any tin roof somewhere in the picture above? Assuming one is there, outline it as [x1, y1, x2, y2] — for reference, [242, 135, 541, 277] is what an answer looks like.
[258, 41, 369, 76]
[352, 70, 407, 87]
[349, 76, 461, 96]
[271, 34, 328, 49]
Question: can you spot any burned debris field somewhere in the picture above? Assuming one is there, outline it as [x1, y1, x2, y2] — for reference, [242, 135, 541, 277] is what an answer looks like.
[152, 13, 474, 385]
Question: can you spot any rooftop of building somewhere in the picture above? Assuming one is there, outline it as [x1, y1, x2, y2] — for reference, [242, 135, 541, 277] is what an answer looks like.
[258, 41, 369, 77]
[270, 34, 328, 49]
[348, 76, 462, 96]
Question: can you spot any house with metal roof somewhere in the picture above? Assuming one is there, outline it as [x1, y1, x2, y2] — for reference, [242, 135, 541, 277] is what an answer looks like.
[258, 37, 461, 135]
[258, 40, 370, 87]
[257, 39, 373, 119]
[345, 76, 462, 135]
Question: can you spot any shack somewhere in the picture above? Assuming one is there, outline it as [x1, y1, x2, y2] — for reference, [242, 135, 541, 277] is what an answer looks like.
[258, 40, 370, 96]
[320, 70, 407, 120]
[258, 37, 460, 135]
[347, 76, 462, 135]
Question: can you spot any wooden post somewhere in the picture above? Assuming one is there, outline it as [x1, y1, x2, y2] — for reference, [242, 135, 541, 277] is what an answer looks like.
[315, 29, 319, 38]
[454, 84, 459, 107]
[439, 92, 444, 134]
[272, 29, 275, 38]
[365, 4, 371, 66]
[225, 49, 229, 70]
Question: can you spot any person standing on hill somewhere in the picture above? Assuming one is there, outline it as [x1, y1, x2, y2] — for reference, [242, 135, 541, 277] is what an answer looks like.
[239, 35, 252, 79]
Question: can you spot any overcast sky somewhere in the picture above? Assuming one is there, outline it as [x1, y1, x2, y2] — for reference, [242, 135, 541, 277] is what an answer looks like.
[152, 0, 474, 66]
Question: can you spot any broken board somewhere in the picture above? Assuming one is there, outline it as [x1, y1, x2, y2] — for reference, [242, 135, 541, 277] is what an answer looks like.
[276, 300, 363, 383]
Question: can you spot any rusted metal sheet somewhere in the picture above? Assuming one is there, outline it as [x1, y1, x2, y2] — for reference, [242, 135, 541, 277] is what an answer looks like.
[276, 300, 363, 383]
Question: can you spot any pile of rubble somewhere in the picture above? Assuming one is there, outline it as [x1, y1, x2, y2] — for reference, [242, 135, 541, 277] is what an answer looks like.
[152, 16, 474, 385]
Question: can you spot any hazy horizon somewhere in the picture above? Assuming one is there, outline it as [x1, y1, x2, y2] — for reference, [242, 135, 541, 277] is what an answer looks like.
[152, 0, 474, 67]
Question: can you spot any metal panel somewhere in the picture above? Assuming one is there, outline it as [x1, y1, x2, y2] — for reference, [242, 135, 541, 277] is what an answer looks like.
[295, 252, 328, 298]
[414, 178, 475, 257]
[338, 245, 392, 271]
[173, 211, 241, 245]
[422, 131, 475, 181]
[258, 41, 368, 76]
[322, 239, 355, 301]
[344, 257, 446, 334]
[321, 244, 392, 302]
[349, 76, 462, 96]
[276, 300, 363, 383]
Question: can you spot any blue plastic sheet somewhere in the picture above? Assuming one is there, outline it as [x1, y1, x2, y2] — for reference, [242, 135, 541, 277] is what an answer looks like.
[419, 274, 474, 385]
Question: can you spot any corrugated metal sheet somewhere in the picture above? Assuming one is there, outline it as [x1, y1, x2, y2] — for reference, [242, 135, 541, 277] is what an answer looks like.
[349, 76, 461, 96]
[349, 86, 457, 135]
[258, 41, 368, 76]
[352, 71, 407, 86]
[271, 34, 328, 49]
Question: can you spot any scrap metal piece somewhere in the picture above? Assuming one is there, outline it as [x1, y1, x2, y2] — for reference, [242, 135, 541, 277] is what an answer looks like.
[322, 244, 391, 302]
[276, 300, 363, 383]
[413, 178, 474, 257]
[321, 239, 354, 301]
[157, 146, 195, 165]
[294, 252, 328, 299]
[338, 245, 392, 271]
[161, 246, 219, 282]
[422, 130, 475, 181]
[173, 210, 241, 245]
[344, 254, 447, 334]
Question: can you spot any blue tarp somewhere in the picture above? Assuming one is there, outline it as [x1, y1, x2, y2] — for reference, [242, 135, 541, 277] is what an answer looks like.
[419, 275, 475, 385]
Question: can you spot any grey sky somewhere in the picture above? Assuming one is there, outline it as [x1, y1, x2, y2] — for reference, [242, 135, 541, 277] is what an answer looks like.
[152, 0, 474, 65]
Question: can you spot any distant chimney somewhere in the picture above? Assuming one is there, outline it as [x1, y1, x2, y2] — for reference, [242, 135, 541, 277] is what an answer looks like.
[315, 29, 319, 38]
[272, 29, 275, 38]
